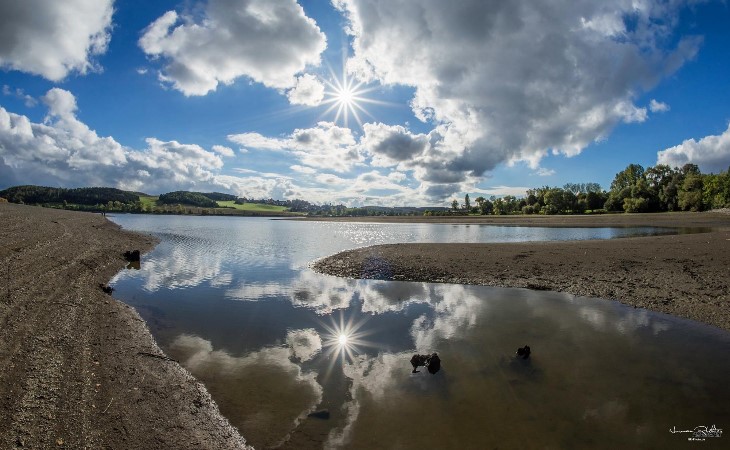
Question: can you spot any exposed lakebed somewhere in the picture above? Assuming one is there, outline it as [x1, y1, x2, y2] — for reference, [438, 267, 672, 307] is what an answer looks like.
[110, 216, 730, 449]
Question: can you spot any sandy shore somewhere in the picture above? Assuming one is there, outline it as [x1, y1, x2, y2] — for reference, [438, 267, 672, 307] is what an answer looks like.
[0, 204, 249, 449]
[312, 211, 730, 332]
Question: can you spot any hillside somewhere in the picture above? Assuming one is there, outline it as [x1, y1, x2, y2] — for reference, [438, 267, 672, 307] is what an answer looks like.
[0, 185, 139, 206]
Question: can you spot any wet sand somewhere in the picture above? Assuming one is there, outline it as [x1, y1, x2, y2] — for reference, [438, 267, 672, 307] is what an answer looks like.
[0, 204, 249, 449]
[311, 211, 730, 332]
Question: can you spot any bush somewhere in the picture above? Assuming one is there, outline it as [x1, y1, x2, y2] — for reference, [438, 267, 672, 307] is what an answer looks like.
[623, 197, 649, 213]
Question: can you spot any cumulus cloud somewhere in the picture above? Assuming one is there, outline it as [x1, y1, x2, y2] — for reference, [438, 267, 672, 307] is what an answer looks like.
[334, 0, 703, 188]
[361, 123, 428, 167]
[0, 88, 234, 192]
[139, 0, 327, 96]
[211, 145, 235, 157]
[657, 123, 730, 173]
[287, 74, 325, 106]
[0, 0, 113, 81]
[649, 99, 670, 113]
[229, 122, 360, 172]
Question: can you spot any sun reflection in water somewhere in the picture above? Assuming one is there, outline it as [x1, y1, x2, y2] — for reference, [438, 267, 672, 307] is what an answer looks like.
[320, 311, 374, 370]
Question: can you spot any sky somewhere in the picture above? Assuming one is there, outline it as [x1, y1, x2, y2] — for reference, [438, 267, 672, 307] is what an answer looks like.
[1, 0, 729, 207]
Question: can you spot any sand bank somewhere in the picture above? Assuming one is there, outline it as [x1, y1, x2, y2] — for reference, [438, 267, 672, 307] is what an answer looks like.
[0, 204, 249, 449]
[312, 212, 730, 332]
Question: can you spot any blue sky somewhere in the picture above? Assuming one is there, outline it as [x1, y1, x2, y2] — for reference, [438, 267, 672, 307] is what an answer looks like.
[1, 0, 729, 206]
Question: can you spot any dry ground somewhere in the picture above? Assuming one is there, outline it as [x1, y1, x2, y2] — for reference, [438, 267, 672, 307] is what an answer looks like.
[312, 211, 730, 332]
[0, 203, 250, 449]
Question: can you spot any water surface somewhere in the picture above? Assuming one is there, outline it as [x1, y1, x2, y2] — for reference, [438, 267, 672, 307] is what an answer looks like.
[110, 216, 729, 449]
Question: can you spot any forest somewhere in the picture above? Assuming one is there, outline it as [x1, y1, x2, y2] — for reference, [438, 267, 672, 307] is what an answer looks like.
[442, 163, 730, 216]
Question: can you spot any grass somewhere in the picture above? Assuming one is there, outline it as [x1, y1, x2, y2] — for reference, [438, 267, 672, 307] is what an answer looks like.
[139, 195, 159, 208]
[216, 201, 289, 212]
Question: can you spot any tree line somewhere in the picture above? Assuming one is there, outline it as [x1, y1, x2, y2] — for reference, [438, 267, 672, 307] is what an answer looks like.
[446, 163, 730, 215]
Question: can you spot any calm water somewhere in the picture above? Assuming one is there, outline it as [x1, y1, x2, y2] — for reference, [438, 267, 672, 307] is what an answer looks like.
[110, 216, 729, 449]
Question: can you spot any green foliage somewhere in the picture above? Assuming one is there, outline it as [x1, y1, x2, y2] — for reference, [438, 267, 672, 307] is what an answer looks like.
[158, 191, 218, 208]
[603, 162, 730, 213]
[678, 173, 704, 211]
[0, 185, 140, 211]
[199, 192, 237, 202]
[217, 200, 289, 212]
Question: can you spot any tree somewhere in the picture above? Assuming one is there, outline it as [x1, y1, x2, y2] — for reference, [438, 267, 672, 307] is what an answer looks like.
[463, 194, 471, 211]
[479, 199, 493, 215]
[679, 173, 704, 211]
[451, 199, 459, 211]
[611, 164, 645, 192]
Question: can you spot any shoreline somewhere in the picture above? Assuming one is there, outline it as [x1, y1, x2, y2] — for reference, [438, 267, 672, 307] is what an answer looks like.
[312, 211, 730, 332]
[0, 204, 249, 449]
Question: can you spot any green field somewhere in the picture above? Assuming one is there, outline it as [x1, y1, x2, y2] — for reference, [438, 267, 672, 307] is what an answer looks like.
[216, 200, 289, 212]
[139, 195, 159, 208]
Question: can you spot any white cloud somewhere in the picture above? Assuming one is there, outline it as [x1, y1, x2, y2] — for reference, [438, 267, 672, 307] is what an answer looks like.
[657, 123, 730, 173]
[649, 99, 670, 113]
[228, 132, 288, 151]
[139, 0, 327, 96]
[0, 88, 231, 193]
[0, 0, 113, 81]
[290, 165, 317, 174]
[229, 122, 361, 172]
[476, 186, 533, 197]
[315, 173, 347, 185]
[534, 167, 556, 177]
[287, 74, 325, 106]
[361, 122, 428, 167]
[334, 0, 702, 185]
[212, 145, 235, 157]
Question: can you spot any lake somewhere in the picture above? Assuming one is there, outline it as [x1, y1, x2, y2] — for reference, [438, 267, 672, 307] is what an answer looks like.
[110, 215, 729, 449]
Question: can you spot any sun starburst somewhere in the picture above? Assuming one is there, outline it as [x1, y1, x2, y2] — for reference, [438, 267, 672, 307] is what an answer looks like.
[319, 310, 374, 365]
[320, 68, 386, 128]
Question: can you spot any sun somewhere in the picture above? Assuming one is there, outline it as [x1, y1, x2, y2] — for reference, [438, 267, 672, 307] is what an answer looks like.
[320, 69, 383, 128]
[338, 333, 349, 346]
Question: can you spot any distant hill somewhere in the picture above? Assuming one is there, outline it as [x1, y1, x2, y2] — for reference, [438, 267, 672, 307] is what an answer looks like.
[157, 191, 219, 208]
[0, 185, 139, 205]
[197, 192, 237, 202]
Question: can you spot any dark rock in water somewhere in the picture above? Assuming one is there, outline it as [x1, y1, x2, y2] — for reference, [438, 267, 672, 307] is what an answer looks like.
[427, 353, 441, 374]
[411, 353, 441, 374]
[516, 345, 531, 359]
[124, 250, 141, 262]
[308, 410, 330, 420]
[99, 284, 114, 295]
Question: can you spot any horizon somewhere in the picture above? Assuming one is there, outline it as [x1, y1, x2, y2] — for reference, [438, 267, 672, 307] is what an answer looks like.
[1, 1, 730, 207]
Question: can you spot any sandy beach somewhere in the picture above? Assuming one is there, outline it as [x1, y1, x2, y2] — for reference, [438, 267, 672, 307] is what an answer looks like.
[0, 203, 249, 449]
[312, 211, 730, 332]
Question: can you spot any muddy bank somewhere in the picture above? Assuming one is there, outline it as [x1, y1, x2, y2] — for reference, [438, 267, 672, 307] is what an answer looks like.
[0, 203, 250, 449]
[312, 212, 730, 332]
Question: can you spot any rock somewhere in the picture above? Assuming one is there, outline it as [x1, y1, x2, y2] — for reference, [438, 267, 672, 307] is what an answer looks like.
[307, 410, 330, 420]
[123, 250, 140, 262]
